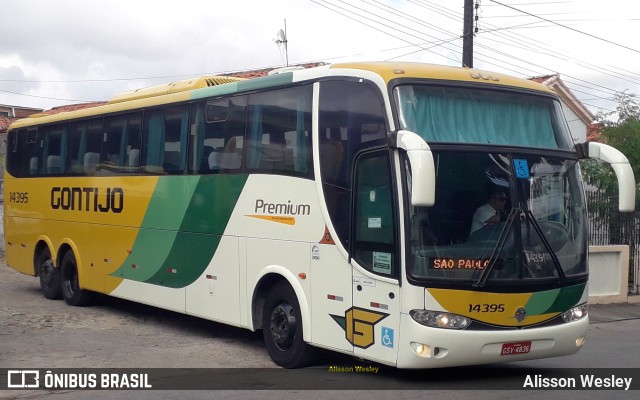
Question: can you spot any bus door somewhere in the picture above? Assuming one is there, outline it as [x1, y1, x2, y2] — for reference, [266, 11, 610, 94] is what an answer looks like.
[350, 150, 401, 365]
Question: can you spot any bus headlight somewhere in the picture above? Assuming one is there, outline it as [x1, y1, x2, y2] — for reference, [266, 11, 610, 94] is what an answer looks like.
[561, 304, 588, 322]
[410, 309, 470, 329]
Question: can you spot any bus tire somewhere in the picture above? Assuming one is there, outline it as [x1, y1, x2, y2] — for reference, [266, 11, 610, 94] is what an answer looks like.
[36, 247, 62, 300]
[60, 251, 93, 307]
[262, 281, 315, 368]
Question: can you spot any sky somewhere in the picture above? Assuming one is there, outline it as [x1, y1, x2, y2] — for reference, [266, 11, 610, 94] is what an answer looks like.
[1, 0, 639, 118]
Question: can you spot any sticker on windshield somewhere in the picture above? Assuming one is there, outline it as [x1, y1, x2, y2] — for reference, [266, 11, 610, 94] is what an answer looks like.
[513, 159, 530, 178]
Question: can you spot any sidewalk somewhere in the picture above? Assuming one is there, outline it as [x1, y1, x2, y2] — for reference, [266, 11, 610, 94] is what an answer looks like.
[588, 301, 640, 323]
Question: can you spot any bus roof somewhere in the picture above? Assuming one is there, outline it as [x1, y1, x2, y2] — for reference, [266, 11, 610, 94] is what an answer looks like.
[8, 62, 554, 130]
[329, 61, 554, 93]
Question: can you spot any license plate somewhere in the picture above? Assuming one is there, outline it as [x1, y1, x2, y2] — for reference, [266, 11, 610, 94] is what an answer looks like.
[501, 341, 531, 356]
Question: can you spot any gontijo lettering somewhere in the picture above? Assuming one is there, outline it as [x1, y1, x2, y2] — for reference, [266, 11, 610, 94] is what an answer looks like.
[51, 187, 124, 213]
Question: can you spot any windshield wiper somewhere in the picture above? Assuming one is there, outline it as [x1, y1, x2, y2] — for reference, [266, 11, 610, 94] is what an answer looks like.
[473, 209, 517, 288]
[523, 210, 566, 281]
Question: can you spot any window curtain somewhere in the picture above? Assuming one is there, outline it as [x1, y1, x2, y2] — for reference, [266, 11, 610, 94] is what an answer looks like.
[396, 86, 558, 149]
[247, 105, 262, 168]
[179, 109, 190, 170]
[60, 127, 68, 171]
[146, 113, 165, 167]
[294, 94, 309, 173]
[193, 105, 205, 172]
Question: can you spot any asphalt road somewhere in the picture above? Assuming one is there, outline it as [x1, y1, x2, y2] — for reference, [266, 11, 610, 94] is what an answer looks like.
[1, 255, 639, 399]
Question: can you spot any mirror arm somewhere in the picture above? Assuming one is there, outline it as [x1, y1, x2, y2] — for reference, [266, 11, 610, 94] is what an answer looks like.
[388, 130, 436, 207]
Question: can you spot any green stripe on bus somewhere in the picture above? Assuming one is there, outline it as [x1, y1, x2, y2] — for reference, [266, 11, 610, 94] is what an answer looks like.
[145, 174, 248, 287]
[111, 176, 200, 281]
[525, 283, 586, 315]
[112, 174, 248, 288]
[191, 73, 294, 100]
[544, 283, 586, 313]
[523, 288, 559, 316]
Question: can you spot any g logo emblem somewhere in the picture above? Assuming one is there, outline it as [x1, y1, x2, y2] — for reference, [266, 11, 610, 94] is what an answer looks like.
[331, 307, 389, 349]
[514, 307, 527, 323]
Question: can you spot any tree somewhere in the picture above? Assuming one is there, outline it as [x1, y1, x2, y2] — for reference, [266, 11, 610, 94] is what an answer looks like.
[580, 91, 639, 282]
[581, 90, 640, 195]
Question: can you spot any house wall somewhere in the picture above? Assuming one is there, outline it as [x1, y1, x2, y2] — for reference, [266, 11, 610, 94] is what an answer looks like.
[560, 102, 587, 144]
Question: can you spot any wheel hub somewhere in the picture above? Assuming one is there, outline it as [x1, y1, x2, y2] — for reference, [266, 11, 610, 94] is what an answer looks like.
[270, 302, 295, 350]
[41, 259, 54, 285]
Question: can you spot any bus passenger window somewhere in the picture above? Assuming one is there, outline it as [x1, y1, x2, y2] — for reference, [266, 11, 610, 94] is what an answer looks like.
[69, 119, 103, 175]
[103, 113, 142, 173]
[43, 125, 67, 175]
[193, 97, 246, 174]
[246, 85, 312, 177]
[143, 106, 189, 174]
[23, 129, 41, 176]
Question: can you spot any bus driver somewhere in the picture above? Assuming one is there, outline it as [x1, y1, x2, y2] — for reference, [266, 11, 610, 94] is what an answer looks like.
[470, 190, 508, 234]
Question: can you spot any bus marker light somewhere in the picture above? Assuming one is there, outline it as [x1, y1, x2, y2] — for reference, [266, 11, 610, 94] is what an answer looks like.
[412, 342, 431, 357]
[370, 302, 389, 310]
[167, 268, 177, 274]
[131, 264, 138, 269]
[327, 294, 343, 302]
[298, 273, 307, 279]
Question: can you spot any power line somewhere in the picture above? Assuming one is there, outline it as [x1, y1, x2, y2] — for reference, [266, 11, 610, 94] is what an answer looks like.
[309, 0, 461, 64]
[0, 88, 96, 103]
[488, 0, 640, 55]
[2, 0, 634, 112]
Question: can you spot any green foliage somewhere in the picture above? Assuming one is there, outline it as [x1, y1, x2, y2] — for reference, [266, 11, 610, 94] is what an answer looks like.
[580, 90, 640, 196]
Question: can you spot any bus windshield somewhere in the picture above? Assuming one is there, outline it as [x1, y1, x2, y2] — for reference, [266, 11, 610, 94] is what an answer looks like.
[407, 151, 588, 288]
[394, 84, 575, 150]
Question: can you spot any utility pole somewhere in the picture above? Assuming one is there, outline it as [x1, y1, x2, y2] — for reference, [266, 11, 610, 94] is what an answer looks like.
[462, 0, 474, 68]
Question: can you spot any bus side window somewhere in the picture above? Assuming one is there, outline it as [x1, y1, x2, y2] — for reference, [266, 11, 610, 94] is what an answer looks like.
[43, 124, 67, 175]
[69, 119, 103, 175]
[246, 85, 312, 177]
[5, 130, 20, 178]
[194, 97, 246, 174]
[352, 150, 397, 277]
[23, 129, 42, 176]
[318, 79, 388, 249]
[103, 113, 142, 173]
[143, 106, 189, 174]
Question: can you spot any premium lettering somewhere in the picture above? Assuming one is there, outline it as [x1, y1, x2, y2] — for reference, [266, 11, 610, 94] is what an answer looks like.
[51, 187, 124, 213]
[254, 199, 310, 216]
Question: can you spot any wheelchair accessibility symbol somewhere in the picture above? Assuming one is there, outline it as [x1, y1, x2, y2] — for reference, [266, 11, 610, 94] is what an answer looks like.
[513, 159, 530, 178]
[381, 327, 394, 348]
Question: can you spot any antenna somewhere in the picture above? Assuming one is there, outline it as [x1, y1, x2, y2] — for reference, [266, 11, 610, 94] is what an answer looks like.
[274, 19, 289, 66]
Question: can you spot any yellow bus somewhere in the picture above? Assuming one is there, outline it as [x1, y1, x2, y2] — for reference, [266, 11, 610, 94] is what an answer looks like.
[4, 62, 635, 368]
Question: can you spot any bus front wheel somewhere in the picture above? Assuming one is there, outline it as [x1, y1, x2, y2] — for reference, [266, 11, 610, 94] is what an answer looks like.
[37, 247, 62, 300]
[60, 251, 92, 307]
[262, 281, 315, 368]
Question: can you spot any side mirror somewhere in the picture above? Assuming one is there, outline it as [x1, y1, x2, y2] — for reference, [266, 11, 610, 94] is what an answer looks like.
[577, 141, 636, 212]
[389, 130, 436, 207]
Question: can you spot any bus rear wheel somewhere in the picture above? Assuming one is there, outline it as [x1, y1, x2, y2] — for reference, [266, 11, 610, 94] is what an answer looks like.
[61, 251, 93, 307]
[37, 247, 62, 300]
[262, 281, 315, 368]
